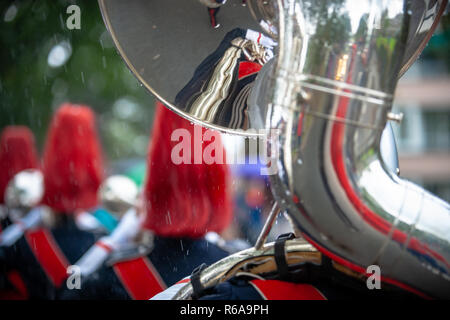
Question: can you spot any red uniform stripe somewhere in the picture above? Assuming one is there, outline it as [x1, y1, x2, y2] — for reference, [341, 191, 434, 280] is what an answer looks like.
[250, 280, 326, 300]
[176, 278, 190, 285]
[113, 257, 166, 300]
[25, 228, 70, 287]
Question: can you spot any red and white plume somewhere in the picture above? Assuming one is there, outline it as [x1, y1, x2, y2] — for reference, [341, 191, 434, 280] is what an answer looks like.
[42, 104, 104, 213]
[143, 102, 233, 238]
[0, 126, 40, 203]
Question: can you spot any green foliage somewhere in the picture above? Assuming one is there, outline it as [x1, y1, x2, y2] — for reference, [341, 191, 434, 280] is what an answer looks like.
[0, 0, 155, 161]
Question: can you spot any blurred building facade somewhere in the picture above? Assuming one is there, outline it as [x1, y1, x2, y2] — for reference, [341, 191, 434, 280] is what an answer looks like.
[393, 58, 450, 202]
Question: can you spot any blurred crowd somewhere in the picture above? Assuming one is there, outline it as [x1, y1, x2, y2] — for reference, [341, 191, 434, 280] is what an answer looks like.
[0, 101, 272, 299]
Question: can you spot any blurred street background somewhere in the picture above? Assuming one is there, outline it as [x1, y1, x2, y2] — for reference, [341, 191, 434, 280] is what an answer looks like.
[393, 9, 450, 202]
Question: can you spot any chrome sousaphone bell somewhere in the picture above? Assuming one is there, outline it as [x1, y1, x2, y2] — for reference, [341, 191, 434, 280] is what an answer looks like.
[99, 0, 446, 135]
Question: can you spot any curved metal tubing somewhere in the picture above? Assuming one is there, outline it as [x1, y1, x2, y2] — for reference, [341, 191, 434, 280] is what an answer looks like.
[173, 238, 319, 299]
[267, 0, 450, 299]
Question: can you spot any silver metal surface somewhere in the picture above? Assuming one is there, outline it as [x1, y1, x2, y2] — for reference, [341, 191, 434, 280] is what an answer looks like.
[247, 0, 448, 77]
[98, 0, 263, 136]
[98, 0, 446, 136]
[249, 60, 400, 175]
[247, 0, 279, 38]
[173, 238, 318, 299]
[399, 0, 448, 76]
[254, 202, 281, 250]
[99, 0, 449, 299]
[98, 175, 139, 217]
[4, 169, 44, 211]
[380, 123, 400, 175]
[198, 0, 227, 8]
[267, 0, 450, 298]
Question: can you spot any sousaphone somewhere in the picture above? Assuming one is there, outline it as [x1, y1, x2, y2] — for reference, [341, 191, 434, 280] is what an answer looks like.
[99, 0, 450, 299]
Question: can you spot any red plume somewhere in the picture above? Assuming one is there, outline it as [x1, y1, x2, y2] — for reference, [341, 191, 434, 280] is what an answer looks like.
[0, 126, 39, 204]
[41, 104, 104, 213]
[142, 102, 233, 238]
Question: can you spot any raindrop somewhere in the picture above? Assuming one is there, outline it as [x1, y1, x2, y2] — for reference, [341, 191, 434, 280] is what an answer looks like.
[297, 158, 303, 165]
[52, 78, 68, 97]
[59, 14, 65, 29]
[102, 56, 107, 69]
[319, 234, 328, 241]
[167, 210, 172, 224]
[81, 72, 85, 84]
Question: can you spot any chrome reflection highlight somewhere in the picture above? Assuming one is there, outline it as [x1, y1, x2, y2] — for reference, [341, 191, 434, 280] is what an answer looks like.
[267, 0, 450, 298]
[98, 0, 266, 136]
[247, 0, 448, 77]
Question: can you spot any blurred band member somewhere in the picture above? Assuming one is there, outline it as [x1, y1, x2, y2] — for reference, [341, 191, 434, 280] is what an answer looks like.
[60, 102, 233, 300]
[1, 104, 105, 299]
[0, 126, 40, 299]
[199, 0, 227, 28]
[0, 126, 40, 230]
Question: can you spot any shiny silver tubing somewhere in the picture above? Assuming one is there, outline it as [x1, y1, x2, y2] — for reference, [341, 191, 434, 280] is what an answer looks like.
[267, 0, 450, 298]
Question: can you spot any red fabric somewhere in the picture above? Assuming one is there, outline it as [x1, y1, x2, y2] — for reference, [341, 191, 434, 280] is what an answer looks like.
[0, 271, 29, 300]
[250, 280, 326, 300]
[25, 228, 70, 287]
[0, 126, 39, 204]
[142, 103, 232, 238]
[41, 104, 104, 213]
[113, 257, 166, 300]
